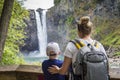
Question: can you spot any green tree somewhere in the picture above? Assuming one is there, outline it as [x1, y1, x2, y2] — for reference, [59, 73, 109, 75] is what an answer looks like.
[0, 0, 15, 60]
[0, 0, 29, 65]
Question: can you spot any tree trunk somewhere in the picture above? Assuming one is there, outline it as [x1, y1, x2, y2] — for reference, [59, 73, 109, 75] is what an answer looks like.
[0, 0, 15, 60]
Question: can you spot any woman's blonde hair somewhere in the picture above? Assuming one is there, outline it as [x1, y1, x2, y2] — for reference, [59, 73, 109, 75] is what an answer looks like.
[77, 16, 93, 37]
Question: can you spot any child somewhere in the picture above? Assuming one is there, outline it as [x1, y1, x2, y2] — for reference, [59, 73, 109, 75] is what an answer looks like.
[42, 42, 65, 80]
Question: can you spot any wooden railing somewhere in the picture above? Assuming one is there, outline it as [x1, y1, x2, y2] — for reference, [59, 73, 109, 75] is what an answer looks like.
[0, 65, 120, 80]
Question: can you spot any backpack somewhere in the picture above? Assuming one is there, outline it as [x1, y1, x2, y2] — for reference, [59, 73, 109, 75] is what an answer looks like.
[70, 39, 109, 80]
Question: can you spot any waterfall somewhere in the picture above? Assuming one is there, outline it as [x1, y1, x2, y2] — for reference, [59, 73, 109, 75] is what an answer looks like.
[35, 10, 47, 57]
[21, 0, 54, 63]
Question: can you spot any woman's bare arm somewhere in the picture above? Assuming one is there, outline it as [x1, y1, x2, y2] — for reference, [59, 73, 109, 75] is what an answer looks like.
[48, 56, 72, 75]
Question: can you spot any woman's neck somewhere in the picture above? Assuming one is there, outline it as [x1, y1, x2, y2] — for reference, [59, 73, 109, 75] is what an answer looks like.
[82, 35, 91, 40]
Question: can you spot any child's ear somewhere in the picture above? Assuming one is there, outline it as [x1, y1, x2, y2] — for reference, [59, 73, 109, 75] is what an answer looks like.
[46, 52, 49, 56]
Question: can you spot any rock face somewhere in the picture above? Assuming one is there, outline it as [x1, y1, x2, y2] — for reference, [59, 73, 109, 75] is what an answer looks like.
[47, 0, 120, 56]
[46, 0, 74, 52]
[20, 8, 66, 53]
[20, 0, 120, 56]
[20, 10, 39, 53]
[93, 0, 120, 18]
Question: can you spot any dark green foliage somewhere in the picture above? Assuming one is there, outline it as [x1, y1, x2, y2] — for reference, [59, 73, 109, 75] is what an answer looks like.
[0, 0, 29, 65]
[0, 0, 4, 16]
[65, 15, 77, 39]
[66, 15, 74, 25]
[114, 52, 120, 56]
[94, 18, 120, 46]
[93, 0, 105, 4]
[54, 0, 61, 5]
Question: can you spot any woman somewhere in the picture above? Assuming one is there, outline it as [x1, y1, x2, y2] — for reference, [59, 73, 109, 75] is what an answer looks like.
[48, 16, 107, 79]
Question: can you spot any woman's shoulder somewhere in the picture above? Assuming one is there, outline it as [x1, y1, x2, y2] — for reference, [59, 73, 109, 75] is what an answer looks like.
[67, 40, 77, 47]
[93, 40, 103, 45]
[92, 40, 105, 50]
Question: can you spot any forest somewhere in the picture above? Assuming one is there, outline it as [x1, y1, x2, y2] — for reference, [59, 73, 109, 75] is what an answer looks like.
[0, 0, 29, 65]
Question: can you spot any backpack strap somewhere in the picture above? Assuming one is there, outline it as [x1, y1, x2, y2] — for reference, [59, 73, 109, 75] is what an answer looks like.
[69, 39, 85, 80]
[93, 40, 99, 48]
[74, 39, 85, 48]
[70, 39, 99, 49]
[69, 39, 85, 49]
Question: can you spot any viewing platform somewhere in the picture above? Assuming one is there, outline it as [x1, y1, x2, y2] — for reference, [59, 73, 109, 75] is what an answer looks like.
[0, 65, 120, 80]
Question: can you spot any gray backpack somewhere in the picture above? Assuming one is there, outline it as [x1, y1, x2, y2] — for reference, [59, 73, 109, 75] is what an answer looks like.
[70, 39, 109, 80]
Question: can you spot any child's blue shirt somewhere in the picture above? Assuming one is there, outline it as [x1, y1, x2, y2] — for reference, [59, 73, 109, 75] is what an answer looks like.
[42, 59, 65, 80]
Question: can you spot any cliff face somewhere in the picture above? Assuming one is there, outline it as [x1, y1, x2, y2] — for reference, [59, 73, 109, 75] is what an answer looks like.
[20, 0, 120, 57]
[20, 10, 39, 53]
[47, 0, 120, 57]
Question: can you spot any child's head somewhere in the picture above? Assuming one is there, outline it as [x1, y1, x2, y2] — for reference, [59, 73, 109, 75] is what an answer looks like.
[46, 42, 61, 59]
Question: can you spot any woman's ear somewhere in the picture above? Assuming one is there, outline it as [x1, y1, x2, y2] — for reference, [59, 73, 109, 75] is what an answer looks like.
[46, 52, 49, 56]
